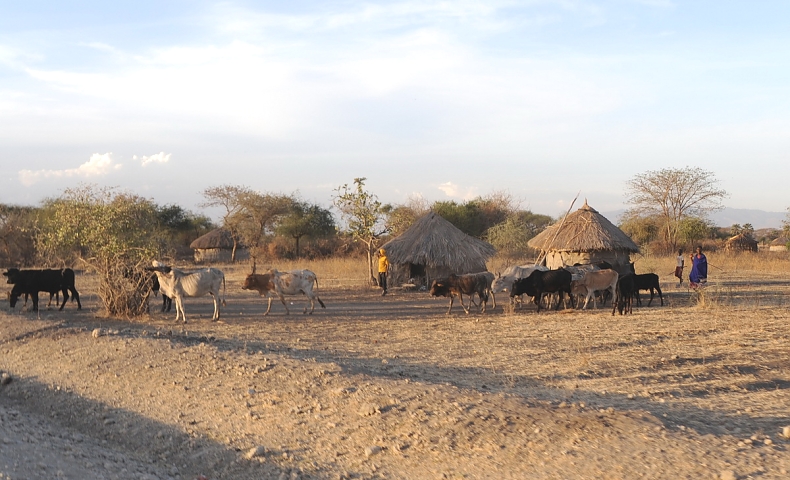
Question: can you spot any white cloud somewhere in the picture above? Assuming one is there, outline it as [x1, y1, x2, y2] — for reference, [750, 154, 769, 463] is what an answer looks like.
[18, 153, 121, 186]
[438, 181, 479, 200]
[135, 152, 171, 167]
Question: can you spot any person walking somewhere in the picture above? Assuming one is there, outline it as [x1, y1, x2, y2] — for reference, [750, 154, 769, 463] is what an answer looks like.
[377, 248, 390, 296]
[674, 249, 685, 286]
[689, 245, 708, 289]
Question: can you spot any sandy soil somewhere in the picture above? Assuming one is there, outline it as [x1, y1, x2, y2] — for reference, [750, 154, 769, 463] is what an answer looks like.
[1, 268, 789, 479]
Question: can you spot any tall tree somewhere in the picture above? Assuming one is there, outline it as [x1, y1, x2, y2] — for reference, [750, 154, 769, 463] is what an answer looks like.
[485, 211, 553, 257]
[276, 201, 335, 258]
[200, 185, 252, 262]
[234, 191, 294, 266]
[625, 167, 727, 249]
[332, 178, 389, 284]
[0, 204, 37, 266]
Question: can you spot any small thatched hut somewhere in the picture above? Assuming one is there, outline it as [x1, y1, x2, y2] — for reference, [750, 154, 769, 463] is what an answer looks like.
[190, 228, 249, 263]
[724, 233, 758, 253]
[769, 237, 788, 252]
[527, 200, 639, 270]
[379, 211, 496, 286]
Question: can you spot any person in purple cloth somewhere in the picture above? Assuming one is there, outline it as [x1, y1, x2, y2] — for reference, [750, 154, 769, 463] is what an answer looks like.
[689, 245, 708, 289]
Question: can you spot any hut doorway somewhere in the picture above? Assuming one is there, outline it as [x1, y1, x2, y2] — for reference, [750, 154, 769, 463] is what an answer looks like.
[408, 263, 426, 285]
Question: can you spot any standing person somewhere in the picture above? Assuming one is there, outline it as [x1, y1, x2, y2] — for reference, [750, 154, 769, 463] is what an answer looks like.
[674, 249, 685, 286]
[689, 245, 708, 289]
[377, 248, 390, 296]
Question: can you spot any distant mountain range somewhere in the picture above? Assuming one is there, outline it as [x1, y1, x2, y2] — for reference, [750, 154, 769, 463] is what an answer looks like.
[602, 207, 787, 230]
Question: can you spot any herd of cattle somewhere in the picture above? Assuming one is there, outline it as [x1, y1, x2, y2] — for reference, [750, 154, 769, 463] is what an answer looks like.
[4, 260, 664, 321]
[429, 262, 663, 316]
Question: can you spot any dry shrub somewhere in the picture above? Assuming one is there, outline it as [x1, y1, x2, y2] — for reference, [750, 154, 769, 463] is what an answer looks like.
[94, 259, 155, 317]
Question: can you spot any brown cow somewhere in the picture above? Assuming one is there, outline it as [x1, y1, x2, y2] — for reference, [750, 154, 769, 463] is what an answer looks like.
[242, 269, 325, 315]
[429, 272, 492, 314]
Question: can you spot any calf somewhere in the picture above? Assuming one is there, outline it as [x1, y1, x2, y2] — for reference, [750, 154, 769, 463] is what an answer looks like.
[4, 268, 81, 311]
[570, 269, 618, 310]
[633, 273, 663, 307]
[612, 273, 636, 315]
[242, 269, 325, 315]
[429, 272, 491, 314]
[510, 268, 572, 312]
[147, 261, 226, 323]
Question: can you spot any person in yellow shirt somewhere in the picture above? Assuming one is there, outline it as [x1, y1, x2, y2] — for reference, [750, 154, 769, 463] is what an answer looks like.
[377, 248, 390, 296]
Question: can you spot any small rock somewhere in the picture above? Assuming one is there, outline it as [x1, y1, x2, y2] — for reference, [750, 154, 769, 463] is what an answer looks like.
[358, 403, 379, 417]
[92, 328, 103, 338]
[763, 438, 773, 446]
[364, 446, 382, 457]
[782, 426, 790, 439]
[720, 470, 737, 480]
[245, 445, 267, 459]
[0, 373, 12, 386]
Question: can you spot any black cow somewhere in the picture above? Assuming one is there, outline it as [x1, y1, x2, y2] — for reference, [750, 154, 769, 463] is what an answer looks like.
[4, 268, 81, 311]
[510, 268, 572, 312]
[633, 273, 663, 307]
[430, 272, 491, 314]
[612, 273, 636, 315]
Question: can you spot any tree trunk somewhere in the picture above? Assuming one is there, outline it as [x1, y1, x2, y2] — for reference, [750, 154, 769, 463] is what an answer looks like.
[366, 243, 375, 286]
[294, 235, 301, 258]
[231, 237, 238, 263]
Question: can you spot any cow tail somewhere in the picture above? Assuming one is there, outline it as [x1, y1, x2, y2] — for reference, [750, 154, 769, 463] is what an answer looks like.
[314, 276, 326, 309]
[221, 273, 227, 307]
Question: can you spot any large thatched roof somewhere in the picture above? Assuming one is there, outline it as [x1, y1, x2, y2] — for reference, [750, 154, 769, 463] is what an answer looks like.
[380, 211, 496, 270]
[528, 200, 639, 253]
[189, 228, 235, 250]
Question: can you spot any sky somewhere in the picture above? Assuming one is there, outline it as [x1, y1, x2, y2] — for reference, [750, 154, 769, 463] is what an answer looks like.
[1, 1, 789, 223]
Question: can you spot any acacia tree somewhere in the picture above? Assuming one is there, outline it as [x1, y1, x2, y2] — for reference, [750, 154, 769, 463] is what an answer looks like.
[199, 185, 251, 262]
[234, 191, 294, 266]
[485, 211, 553, 258]
[625, 167, 727, 249]
[333, 178, 389, 284]
[276, 201, 335, 258]
[0, 204, 37, 266]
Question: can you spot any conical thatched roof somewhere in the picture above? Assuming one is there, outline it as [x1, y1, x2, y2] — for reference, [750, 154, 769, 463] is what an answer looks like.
[190, 228, 235, 250]
[380, 211, 496, 270]
[528, 200, 639, 253]
[770, 236, 788, 246]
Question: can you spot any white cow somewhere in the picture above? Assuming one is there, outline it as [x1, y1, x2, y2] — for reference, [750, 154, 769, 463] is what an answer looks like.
[148, 261, 226, 323]
[241, 268, 325, 315]
[570, 269, 618, 310]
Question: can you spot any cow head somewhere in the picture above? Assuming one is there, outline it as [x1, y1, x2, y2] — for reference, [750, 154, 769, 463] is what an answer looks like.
[145, 261, 172, 274]
[3, 268, 20, 284]
[429, 279, 450, 297]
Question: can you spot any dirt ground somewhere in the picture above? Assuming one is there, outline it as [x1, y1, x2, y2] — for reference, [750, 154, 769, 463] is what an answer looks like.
[1, 267, 789, 479]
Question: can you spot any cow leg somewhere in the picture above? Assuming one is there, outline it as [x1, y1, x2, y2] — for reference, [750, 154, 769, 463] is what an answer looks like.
[279, 294, 290, 315]
[554, 291, 563, 310]
[459, 293, 470, 314]
[174, 296, 185, 323]
[446, 296, 454, 315]
[59, 288, 68, 311]
[211, 292, 220, 321]
[31, 293, 40, 312]
[264, 296, 273, 316]
[70, 287, 81, 309]
[647, 289, 654, 307]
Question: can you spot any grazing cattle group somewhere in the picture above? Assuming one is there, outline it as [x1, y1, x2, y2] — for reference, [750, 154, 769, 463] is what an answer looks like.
[4, 268, 81, 312]
[4, 257, 666, 320]
[242, 268, 325, 315]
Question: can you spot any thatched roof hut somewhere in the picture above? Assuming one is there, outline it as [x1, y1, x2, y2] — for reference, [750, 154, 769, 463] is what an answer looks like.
[527, 200, 639, 269]
[379, 211, 496, 286]
[724, 233, 758, 253]
[189, 228, 248, 263]
[769, 237, 788, 252]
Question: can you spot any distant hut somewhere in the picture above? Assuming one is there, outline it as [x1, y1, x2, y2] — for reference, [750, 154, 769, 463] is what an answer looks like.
[724, 233, 758, 253]
[527, 200, 639, 270]
[769, 237, 789, 252]
[379, 211, 496, 287]
[190, 228, 249, 263]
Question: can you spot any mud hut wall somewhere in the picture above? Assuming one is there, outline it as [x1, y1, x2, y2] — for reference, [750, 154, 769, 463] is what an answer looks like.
[193, 248, 249, 264]
[389, 262, 488, 287]
[544, 250, 632, 270]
